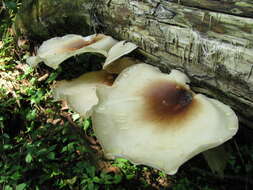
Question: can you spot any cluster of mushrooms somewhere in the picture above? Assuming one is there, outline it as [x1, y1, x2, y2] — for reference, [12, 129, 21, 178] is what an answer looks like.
[27, 34, 239, 175]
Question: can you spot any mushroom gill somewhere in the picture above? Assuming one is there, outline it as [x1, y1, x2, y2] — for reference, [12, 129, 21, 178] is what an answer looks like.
[92, 63, 238, 175]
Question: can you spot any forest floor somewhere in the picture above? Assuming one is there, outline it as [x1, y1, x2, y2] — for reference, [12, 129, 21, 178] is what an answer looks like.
[0, 1, 253, 190]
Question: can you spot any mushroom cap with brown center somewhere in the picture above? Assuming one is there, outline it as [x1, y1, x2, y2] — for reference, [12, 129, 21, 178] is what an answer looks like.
[92, 63, 238, 174]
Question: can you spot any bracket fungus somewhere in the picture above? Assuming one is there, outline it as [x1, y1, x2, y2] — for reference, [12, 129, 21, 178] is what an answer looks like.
[27, 34, 118, 69]
[103, 41, 138, 71]
[27, 34, 138, 70]
[92, 63, 238, 175]
[52, 57, 139, 118]
[28, 34, 239, 175]
[53, 70, 115, 118]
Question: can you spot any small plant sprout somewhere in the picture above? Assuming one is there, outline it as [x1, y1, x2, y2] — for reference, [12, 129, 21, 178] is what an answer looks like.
[53, 71, 115, 118]
[92, 63, 238, 175]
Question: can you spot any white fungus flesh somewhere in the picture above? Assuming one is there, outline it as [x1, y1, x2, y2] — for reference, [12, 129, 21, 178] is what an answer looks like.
[92, 63, 238, 175]
[103, 41, 138, 70]
[104, 57, 139, 74]
[53, 71, 115, 118]
[27, 34, 118, 69]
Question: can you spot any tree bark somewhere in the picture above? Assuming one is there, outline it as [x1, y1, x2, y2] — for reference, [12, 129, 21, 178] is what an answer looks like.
[14, 0, 92, 40]
[16, 0, 253, 127]
[169, 0, 253, 18]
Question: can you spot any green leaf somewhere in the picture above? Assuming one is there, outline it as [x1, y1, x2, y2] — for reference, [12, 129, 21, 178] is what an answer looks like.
[26, 109, 37, 121]
[126, 173, 135, 180]
[30, 89, 44, 104]
[16, 183, 26, 190]
[87, 182, 96, 190]
[4, 185, 13, 190]
[4, 1, 17, 11]
[86, 166, 96, 177]
[92, 176, 101, 183]
[46, 72, 59, 83]
[48, 145, 57, 152]
[61, 142, 76, 153]
[83, 119, 91, 131]
[66, 176, 77, 185]
[25, 153, 33, 163]
[3, 144, 13, 150]
[47, 152, 55, 160]
[72, 113, 80, 121]
[10, 171, 21, 180]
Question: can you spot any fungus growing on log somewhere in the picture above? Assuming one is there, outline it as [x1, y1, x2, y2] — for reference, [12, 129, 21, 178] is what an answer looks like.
[27, 34, 118, 69]
[28, 34, 239, 175]
[53, 71, 115, 118]
[27, 34, 138, 70]
[92, 63, 238, 175]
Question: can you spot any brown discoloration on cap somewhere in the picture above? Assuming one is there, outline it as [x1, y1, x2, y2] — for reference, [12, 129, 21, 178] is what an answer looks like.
[141, 80, 201, 129]
[102, 73, 117, 86]
[62, 34, 106, 52]
[79, 71, 116, 86]
[105, 57, 138, 74]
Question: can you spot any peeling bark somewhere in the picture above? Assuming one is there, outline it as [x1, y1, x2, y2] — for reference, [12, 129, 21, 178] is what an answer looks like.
[16, 0, 253, 127]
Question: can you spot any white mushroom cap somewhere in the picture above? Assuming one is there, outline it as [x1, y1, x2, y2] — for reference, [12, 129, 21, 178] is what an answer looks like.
[27, 34, 118, 69]
[92, 63, 238, 175]
[53, 70, 115, 118]
[103, 41, 138, 71]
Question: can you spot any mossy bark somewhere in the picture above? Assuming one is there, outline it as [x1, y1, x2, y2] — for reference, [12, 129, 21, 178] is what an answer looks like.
[15, 0, 253, 127]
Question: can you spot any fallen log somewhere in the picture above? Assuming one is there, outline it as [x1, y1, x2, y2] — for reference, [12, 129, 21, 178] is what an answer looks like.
[169, 0, 253, 18]
[15, 0, 253, 127]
